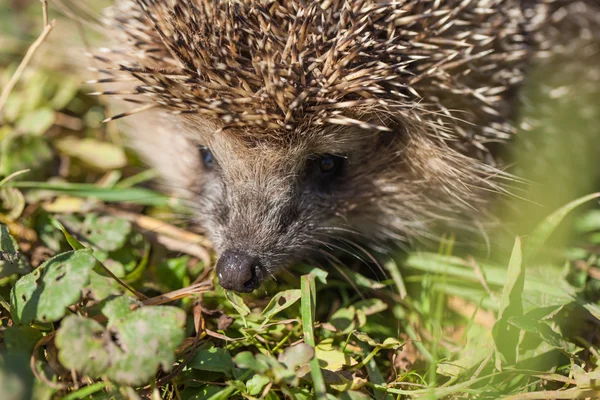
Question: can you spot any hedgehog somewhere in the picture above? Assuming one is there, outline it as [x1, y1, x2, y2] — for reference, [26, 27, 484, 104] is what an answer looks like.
[92, 0, 600, 292]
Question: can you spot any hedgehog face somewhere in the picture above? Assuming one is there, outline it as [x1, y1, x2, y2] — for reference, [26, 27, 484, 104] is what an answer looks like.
[120, 108, 496, 293]
[188, 126, 399, 292]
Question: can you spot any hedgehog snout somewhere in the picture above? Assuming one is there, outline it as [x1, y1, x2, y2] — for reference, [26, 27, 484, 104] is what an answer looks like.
[216, 249, 265, 292]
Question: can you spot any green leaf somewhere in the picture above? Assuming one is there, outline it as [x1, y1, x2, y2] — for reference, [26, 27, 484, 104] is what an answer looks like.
[55, 316, 112, 377]
[315, 339, 357, 371]
[294, 265, 328, 284]
[55, 137, 127, 171]
[340, 391, 373, 400]
[156, 255, 190, 291]
[51, 78, 79, 110]
[181, 385, 222, 400]
[4, 326, 43, 356]
[405, 252, 575, 312]
[233, 352, 266, 373]
[261, 289, 301, 324]
[507, 315, 573, 352]
[56, 306, 186, 386]
[278, 343, 314, 371]
[16, 108, 55, 135]
[225, 291, 250, 327]
[0, 133, 53, 180]
[0, 352, 34, 400]
[102, 295, 135, 322]
[104, 306, 186, 384]
[0, 187, 25, 221]
[353, 299, 388, 317]
[189, 347, 235, 377]
[87, 271, 124, 302]
[10, 249, 95, 324]
[352, 332, 402, 350]
[497, 237, 524, 320]
[333, 263, 385, 290]
[437, 324, 494, 378]
[0, 224, 29, 279]
[384, 258, 407, 299]
[81, 214, 132, 252]
[256, 354, 296, 385]
[49, 217, 85, 250]
[574, 209, 600, 233]
[246, 374, 270, 396]
[330, 306, 356, 334]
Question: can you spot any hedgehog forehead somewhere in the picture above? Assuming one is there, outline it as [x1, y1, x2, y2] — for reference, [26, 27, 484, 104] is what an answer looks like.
[204, 122, 378, 166]
[109, 0, 406, 132]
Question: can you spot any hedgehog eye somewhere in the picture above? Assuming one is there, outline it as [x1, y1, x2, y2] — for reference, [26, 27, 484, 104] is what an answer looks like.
[198, 145, 216, 170]
[311, 154, 345, 178]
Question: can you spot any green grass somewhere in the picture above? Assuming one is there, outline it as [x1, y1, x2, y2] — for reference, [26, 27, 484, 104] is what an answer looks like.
[2, 2, 600, 400]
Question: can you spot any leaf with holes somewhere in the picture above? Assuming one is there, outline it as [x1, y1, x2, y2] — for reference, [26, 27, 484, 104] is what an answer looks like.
[261, 289, 301, 324]
[56, 306, 186, 386]
[82, 214, 132, 252]
[10, 249, 95, 324]
[103, 306, 186, 385]
[55, 316, 113, 377]
[0, 224, 30, 279]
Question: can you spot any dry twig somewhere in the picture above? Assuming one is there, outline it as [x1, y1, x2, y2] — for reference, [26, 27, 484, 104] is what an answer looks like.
[0, 1, 55, 114]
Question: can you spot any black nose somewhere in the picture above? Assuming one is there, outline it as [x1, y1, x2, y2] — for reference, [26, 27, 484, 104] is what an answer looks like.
[216, 250, 263, 292]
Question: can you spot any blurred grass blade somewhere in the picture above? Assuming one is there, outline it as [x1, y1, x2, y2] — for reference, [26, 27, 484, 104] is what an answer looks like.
[497, 237, 524, 320]
[384, 259, 407, 299]
[405, 253, 574, 305]
[301, 274, 327, 399]
[49, 216, 85, 250]
[493, 237, 524, 368]
[525, 193, 600, 260]
[0, 169, 30, 187]
[62, 382, 107, 400]
[115, 169, 159, 189]
[7, 181, 173, 206]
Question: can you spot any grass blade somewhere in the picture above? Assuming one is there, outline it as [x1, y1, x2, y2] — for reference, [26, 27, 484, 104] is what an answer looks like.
[525, 193, 600, 260]
[7, 181, 173, 206]
[301, 274, 327, 399]
[493, 237, 524, 367]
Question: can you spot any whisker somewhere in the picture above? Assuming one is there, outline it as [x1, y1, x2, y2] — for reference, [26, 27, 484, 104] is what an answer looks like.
[336, 237, 389, 280]
[318, 249, 366, 300]
[312, 234, 384, 283]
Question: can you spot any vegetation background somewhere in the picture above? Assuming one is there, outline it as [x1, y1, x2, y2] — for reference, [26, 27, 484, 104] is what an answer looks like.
[1, 1, 600, 399]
